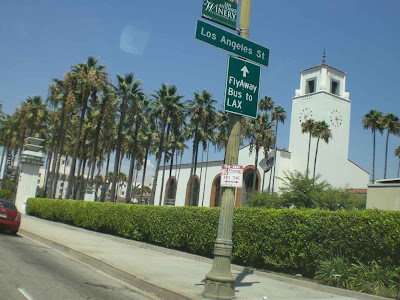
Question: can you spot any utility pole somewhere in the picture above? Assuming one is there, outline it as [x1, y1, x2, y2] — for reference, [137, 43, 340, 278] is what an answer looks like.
[202, 1, 252, 299]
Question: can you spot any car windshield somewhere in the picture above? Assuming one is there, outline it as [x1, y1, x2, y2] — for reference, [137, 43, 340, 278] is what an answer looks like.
[0, 200, 16, 210]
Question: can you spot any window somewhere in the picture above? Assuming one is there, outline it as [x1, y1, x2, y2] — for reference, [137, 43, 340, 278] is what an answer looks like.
[121, 191, 125, 195]
[331, 80, 339, 95]
[306, 79, 315, 94]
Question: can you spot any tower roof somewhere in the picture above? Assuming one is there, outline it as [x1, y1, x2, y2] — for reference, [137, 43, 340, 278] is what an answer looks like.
[301, 50, 346, 75]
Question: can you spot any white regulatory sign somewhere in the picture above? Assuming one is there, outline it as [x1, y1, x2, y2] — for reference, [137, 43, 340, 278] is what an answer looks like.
[221, 164, 243, 188]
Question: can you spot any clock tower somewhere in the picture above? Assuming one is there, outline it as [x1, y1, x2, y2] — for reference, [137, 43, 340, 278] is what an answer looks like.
[286, 53, 367, 187]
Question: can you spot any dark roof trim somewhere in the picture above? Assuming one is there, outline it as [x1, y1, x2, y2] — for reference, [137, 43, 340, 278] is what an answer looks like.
[301, 63, 346, 75]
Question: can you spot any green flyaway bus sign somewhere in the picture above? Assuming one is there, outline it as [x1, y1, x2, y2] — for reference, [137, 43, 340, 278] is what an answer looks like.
[202, 0, 238, 30]
[224, 56, 261, 119]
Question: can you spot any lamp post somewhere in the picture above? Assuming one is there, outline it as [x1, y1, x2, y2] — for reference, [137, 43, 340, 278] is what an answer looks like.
[202, 1, 252, 299]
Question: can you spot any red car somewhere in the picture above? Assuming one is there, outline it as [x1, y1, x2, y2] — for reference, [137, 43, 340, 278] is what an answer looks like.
[0, 199, 21, 235]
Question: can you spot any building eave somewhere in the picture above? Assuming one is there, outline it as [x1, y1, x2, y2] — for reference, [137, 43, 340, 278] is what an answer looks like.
[293, 91, 351, 103]
[301, 63, 347, 75]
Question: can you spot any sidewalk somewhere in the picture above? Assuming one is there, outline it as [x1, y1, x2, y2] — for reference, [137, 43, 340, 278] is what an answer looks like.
[20, 215, 386, 300]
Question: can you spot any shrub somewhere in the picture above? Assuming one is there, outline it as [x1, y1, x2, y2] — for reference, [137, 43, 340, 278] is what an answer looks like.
[0, 189, 12, 200]
[27, 198, 400, 278]
[0, 178, 15, 191]
[315, 256, 353, 289]
[316, 258, 400, 298]
[247, 171, 366, 210]
[244, 192, 281, 208]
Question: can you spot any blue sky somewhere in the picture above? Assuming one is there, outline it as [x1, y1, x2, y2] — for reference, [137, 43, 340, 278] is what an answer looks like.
[1, 0, 400, 181]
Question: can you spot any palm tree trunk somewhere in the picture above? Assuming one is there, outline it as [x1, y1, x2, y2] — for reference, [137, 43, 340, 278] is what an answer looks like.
[252, 146, 259, 192]
[268, 165, 273, 193]
[74, 157, 84, 200]
[306, 132, 312, 178]
[0, 141, 6, 177]
[198, 147, 205, 202]
[188, 136, 198, 206]
[372, 130, 376, 183]
[110, 98, 127, 202]
[201, 144, 210, 207]
[100, 151, 111, 202]
[174, 149, 179, 178]
[150, 120, 167, 205]
[312, 138, 320, 184]
[271, 122, 279, 193]
[125, 157, 135, 203]
[384, 130, 389, 179]
[66, 96, 88, 199]
[11, 149, 17, 173]
[140, 148, 149, 204]
[169, 146, 176, 180]
[1, 146, 9, 189]
[126, 119, 141, 203]
[261, 170, 266, 192]
[89, 106, 105, 185]
[190, 139, 200, 206]
[158, 124, 171, 206]
[134, 164, 139, 191]
[43, 150, 52, 197]
[177, 151, 183, 185]
[59, 156, 69, 198]
[77, 157, 88, 200]
[397, 159, 400, 178]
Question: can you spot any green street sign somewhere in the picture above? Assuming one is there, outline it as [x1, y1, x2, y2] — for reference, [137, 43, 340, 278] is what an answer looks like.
[195, 19, 270, 67]
[202, 0, 238, 30]
[224, 56, 261, 119]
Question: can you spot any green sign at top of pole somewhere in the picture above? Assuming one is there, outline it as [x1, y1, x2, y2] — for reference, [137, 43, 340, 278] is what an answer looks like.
[202, 0, 238, 30]
[195, 19, 270, 67]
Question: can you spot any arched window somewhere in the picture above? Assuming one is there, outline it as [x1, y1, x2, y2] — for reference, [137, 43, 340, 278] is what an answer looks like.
[164, 177, 177, 206]
[185, 176, 200, 206]
[240, 168, 260, 206]
[210, 175, 222, 207]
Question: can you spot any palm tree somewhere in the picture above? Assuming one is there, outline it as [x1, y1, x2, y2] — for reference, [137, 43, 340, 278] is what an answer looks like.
[139, 115, 157, 204]
[395, 146, 400, 178]
[65, 56, 107, 199]
[24, 96, 48, 137]
[213, 109, 230, 155]
[301, 119, 316, 178]
[158, 95, 185, 206]
[243, 113, 274, 192]
[258, 96, 274, 112]
[312, 121, 332, 183]
[187, 90, 217, 206]
[382, 113, 400, 179]
[109, 73, 142, 202]
[270, 105, 286, 192]
[150, 84, 184, 205]
[363, 110, 384, 183]
[88, 86, 118, 186]
[125, 95, 148, 203]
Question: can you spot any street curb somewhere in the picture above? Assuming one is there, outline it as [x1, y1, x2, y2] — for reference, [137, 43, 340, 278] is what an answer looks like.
[21, 216, 389, 300]
[19, 229, 195, 300]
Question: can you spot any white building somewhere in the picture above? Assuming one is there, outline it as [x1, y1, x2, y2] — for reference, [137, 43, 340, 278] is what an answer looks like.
[154, 58, 369, 207]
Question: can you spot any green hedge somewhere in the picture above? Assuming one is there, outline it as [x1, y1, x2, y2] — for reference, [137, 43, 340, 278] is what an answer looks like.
[27, 198, 400, 276]
[0, 190, 12, 200]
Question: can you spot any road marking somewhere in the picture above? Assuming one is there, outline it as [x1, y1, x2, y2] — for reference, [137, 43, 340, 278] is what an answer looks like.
[18, 288, 34, 300]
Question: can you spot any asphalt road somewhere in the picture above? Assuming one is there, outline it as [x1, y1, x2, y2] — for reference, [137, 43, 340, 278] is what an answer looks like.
[0, 232, 153, 300]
